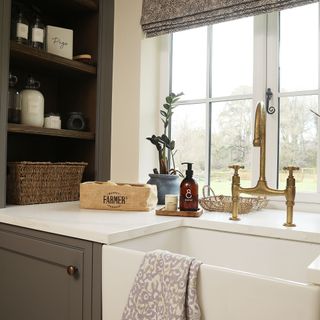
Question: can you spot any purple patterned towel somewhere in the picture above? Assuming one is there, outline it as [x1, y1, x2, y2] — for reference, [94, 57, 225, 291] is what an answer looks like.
[122, 250, 202, 320]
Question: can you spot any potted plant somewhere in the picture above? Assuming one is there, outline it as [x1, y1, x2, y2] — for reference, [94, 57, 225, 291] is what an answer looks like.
[146, 92, 184, 204]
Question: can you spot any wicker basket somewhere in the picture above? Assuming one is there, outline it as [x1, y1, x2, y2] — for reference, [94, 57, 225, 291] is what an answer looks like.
[7, 162, 87, 205]
[199, 186, 268, 214]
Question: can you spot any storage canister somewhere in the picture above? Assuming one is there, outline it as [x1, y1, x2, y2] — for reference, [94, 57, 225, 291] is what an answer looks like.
[20, 76, 44, 127]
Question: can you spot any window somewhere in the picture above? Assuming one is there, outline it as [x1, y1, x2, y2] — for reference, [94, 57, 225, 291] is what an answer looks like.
[170, 3, 320, 202]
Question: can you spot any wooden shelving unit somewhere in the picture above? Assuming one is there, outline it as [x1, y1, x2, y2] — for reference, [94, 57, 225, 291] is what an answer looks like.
[10, 41, 97, 76]
[0, 0, 114, 207]
[8, 123, 95, 140]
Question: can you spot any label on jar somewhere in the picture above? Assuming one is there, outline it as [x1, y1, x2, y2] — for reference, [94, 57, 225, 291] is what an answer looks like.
[32, 27, 44, 43]
[16, 23, 28, 40]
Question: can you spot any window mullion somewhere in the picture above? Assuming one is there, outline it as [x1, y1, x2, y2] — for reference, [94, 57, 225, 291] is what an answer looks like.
[206, 25, 213, 187]
[265, 11, 280, 189]
[253, 14, 268, 184]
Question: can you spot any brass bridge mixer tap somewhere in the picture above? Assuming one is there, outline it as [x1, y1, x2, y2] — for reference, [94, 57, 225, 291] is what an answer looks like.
[229, 102, 299, 227]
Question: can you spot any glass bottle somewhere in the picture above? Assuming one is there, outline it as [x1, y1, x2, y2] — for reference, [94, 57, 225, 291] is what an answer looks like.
[15, 11, 29, 45]
[179, 162, 199, 211]
[20, 76, 44, 127]
[31, 16, 45, 49]
[7, 73, 20, 123]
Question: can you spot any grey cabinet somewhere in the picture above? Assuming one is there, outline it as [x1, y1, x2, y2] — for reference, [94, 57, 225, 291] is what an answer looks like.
[0, 224, 102, 320]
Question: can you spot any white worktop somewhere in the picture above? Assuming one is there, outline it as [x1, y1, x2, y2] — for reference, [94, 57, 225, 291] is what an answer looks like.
[1, 201, 320, 244]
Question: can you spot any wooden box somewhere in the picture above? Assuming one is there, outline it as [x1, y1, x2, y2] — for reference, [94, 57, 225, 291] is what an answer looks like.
[80, 181, 158, 211]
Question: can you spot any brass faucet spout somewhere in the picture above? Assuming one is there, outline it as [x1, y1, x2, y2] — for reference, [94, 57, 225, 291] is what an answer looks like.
[253, 104, 261, 147]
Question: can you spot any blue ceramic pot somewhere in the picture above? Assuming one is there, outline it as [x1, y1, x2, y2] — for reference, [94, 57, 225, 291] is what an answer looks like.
[147, 174, 180, 205]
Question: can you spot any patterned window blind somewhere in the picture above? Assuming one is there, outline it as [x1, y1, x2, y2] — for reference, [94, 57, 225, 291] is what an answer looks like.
[141, 0, 318, 37]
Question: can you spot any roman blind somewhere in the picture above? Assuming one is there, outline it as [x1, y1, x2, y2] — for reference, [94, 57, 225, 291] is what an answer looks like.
[141, 0, 318, 37]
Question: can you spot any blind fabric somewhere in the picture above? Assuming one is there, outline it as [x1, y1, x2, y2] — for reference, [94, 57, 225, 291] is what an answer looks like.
[141, 0, 318, 37]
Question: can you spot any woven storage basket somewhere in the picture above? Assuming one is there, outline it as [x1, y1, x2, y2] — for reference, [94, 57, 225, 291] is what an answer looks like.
[199, 186, 268, 214]
[7, 162, 87, 205]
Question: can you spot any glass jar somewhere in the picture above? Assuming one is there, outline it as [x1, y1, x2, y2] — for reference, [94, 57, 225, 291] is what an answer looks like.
[7, 73, 20, 123]
[31, 16, 45, 49]
[20, 76, 44, 127]
[14, 11, 29, 45]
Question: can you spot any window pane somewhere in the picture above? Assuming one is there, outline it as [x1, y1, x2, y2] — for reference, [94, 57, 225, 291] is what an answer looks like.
[212, 17, 253, 97]
[210, 100, 253, 195]
[279, 96, 318, 192]
[172, 27, 207, 100]
[171, 104, 206, 188]
[280, 4, 319, 92]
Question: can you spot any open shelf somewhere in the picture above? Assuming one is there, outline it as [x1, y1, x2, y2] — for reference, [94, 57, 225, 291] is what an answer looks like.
[10, 41, 97, 76]
[17, 0, 98, 14]
[8, 123, 95, 140]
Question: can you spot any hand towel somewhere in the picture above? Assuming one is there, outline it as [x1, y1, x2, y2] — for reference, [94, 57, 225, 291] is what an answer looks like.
[122, 249, 202, 320]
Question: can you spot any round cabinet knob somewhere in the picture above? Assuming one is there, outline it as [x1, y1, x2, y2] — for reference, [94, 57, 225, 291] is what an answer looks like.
[67, 265, 78, 276]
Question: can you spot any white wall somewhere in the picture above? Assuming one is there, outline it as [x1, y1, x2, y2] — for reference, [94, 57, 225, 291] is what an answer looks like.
[111, 0, 162, 183]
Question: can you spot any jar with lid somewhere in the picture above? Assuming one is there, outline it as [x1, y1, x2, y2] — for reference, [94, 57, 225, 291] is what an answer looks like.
[31, 16, 45, 49]
[7, 73, 21, 123]
[14, 11, 29, 45]
[44, 113, 61, 129]
[20, 76, 44, 127]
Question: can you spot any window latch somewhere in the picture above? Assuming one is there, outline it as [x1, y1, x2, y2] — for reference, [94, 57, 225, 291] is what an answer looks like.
[266, 88, 275, 114]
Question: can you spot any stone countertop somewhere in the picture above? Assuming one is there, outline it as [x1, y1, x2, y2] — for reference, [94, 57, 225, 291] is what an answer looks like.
[1, 201, 320, 244]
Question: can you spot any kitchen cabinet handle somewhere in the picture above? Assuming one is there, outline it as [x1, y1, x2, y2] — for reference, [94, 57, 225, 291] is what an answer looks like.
[67, 265, 78, 276]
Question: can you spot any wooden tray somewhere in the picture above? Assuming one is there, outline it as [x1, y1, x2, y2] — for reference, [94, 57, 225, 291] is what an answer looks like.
[156, 207, 203, 217]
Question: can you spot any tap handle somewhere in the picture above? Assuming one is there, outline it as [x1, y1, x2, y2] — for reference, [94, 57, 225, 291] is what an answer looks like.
[229, 165, 245, 175]
[283, 166, 300, 177]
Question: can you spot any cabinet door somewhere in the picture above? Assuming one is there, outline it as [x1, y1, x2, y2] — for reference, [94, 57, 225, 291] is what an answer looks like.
[0, 226, 91, 320]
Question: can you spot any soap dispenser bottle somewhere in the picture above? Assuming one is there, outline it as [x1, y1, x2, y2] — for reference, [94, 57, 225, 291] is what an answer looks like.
[179, 162, 198, 211]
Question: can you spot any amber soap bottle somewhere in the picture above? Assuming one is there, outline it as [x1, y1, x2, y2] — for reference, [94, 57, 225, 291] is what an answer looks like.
[179, 162, 198, 211]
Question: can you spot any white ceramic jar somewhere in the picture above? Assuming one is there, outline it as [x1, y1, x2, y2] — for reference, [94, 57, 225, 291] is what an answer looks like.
[20, 76, 44, 127]
[44, 114, 61, 129]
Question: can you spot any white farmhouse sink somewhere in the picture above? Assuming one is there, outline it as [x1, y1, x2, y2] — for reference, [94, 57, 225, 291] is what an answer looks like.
[102, 227, 320, 320]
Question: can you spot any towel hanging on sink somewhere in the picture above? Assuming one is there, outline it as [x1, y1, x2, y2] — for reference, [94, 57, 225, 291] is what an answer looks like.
[121, 250, 202, 320]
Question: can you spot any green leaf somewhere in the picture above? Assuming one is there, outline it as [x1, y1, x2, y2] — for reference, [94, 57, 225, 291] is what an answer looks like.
[160, 110, 167, 117]
[163, 103, 170, 110]
[160, 134, 170, 144]
[166, 96, 173, 104]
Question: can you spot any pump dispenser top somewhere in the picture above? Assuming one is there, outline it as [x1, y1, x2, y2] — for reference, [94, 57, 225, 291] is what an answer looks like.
[183, 162, 193, 178]
[179, 162, 198, 211]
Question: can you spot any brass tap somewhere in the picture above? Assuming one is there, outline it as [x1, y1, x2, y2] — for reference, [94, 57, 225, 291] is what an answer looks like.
[229, 102, 299, 227]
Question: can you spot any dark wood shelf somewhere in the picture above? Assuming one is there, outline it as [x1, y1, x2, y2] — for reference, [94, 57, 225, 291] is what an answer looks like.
[10, 41, 97, 76]
[8, 123, 95, 141]
[17, 0, 98, 14]
[41, 0, 98, 12]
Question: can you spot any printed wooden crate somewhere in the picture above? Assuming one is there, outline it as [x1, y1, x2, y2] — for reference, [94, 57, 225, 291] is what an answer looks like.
[80, 181, 157, 211]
